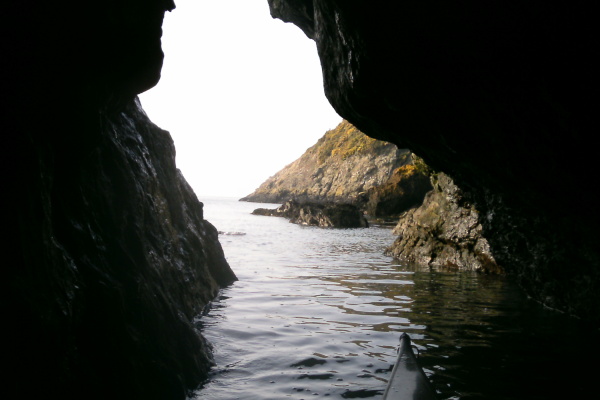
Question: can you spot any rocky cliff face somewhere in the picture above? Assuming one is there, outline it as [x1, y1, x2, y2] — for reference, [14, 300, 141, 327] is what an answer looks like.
[268, 0, 600, 323]
[3, 2, 235, 399]
[241, 120, 411, 204]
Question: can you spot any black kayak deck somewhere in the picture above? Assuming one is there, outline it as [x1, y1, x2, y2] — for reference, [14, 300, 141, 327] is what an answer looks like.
[382, 333, 438, 400]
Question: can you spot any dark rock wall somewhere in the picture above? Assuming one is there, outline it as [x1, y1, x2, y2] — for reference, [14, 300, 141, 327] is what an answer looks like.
[3, 1, 235, 399]
[268, 0, 600, 323]
[6, 99, 236, 399]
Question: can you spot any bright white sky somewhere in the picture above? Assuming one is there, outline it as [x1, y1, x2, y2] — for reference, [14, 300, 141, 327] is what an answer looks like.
[139, 0, 341, 198]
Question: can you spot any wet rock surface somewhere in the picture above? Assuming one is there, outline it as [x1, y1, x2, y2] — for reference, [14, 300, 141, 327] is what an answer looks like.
[253, 200, 368, 228]
[4, 97, 237, 400]
[362, 162, 432, 218]
[2, 2, 235, 399]
[269, 0, 600, 323]
[386, 173, 501, 273]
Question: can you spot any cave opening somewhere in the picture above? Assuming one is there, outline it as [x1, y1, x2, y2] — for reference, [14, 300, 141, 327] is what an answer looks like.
[139, 3, 600, 400]
[139, 0, 340, 199]
[4, 1, 600, 399]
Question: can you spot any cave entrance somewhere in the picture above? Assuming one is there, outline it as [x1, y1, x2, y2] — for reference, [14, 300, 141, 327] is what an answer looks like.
[139, 0, 340, 199]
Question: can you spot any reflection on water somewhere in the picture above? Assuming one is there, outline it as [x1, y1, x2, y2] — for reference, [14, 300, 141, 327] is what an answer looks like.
[194, 198, 600, 400]
[408, 267, 600, 400]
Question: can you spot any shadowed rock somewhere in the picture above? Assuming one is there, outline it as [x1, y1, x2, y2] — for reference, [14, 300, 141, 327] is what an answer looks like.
[268, 0, 600, 323]
[253, 200, 368, 228]
[363, 162, 432, 218]
[2, 2, 236, 399]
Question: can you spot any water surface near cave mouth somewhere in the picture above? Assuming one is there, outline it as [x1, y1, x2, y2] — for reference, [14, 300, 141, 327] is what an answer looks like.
[195, 197, 600, 400]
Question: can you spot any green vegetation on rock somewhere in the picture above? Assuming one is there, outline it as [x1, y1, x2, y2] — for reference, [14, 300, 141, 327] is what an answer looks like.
[314, 121, 390, 164]
[241, 120, 411, 205]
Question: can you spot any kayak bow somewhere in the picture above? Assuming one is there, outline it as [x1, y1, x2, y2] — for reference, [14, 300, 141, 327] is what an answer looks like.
[382, 333, 438, 400]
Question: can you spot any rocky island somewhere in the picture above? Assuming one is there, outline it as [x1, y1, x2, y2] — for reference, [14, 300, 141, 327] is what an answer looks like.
[242, 120, 413, 204]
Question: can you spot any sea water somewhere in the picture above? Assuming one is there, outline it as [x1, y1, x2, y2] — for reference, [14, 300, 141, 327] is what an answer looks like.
[193, 197, 599, 400]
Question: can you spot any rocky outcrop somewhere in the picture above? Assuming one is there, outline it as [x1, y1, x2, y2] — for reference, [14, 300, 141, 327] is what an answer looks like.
[241, 120, 410, 204]
[386, 173, 500, 273]
[269, 1, 600, 323]
[3, 3, 235, 399]
[253, 200, 368, 228]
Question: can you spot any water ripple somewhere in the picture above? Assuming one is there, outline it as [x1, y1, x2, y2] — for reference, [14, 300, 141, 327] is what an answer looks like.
[195, 198, 600, 400]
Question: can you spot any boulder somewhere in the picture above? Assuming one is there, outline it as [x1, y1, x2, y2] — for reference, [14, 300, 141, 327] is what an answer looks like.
[386, 173, 501, 273]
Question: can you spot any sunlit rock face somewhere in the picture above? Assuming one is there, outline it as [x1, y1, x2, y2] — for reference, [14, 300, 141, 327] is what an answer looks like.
[2, 1, 235, 399]
[241, 120, 412, 205]
[268, 0, 600, 323]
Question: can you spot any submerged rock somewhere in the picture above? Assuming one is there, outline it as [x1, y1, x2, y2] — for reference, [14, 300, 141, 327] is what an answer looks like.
[253, 200, 368, 228]
[218, 231, 247, 236]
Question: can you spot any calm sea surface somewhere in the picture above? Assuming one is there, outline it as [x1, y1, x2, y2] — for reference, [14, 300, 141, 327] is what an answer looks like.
[193, 197, 599, 400]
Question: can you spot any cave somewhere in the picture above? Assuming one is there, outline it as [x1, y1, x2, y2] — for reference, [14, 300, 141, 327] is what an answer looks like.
[267, 0, 600, 321]
[2, 0, 599, 399]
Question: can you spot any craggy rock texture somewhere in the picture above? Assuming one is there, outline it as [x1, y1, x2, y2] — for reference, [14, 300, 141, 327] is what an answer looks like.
[386, 173, 500, 273]
[253, 200, 368, 228]
[363, 162, 432, 218]
[268, 0, 600, 323]
[2, 2, 235, 399]
[241, 120, 410, 204]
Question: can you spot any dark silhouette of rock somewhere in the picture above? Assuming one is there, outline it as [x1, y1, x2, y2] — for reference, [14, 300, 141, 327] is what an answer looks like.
[253, 200, 368, 228]
[2, 2, 235, 399]
[269, 0, 600, 323]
